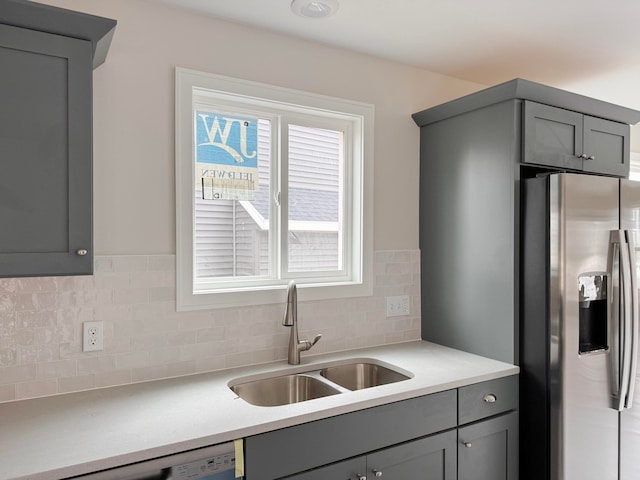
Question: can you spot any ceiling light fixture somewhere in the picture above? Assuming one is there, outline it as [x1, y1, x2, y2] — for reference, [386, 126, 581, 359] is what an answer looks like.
[290, 0, 340, 18]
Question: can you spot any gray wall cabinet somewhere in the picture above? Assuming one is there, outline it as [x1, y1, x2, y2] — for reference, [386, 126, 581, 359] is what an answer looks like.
[412, 78, 640, 365]
[0, 0, 116, 277]
[523, 100, 630, 176]
[245, 375, 518, 480]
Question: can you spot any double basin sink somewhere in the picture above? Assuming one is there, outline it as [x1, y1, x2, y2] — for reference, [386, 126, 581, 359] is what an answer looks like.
[229, 360, 411, 407]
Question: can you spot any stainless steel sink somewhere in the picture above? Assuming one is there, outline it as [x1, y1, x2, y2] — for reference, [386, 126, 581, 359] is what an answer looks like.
[230, 374, 340, 406]
[320, 362, 410, 390]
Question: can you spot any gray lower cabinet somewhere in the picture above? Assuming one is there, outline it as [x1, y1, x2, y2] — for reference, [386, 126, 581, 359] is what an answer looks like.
[458, 376, 519, 480]
[245, 375, 518, 480]
[458, 412, 518, 480]
[287, 430, 457, 480]
[245, 389, 457, 480]
[367, 430, 457, 480]
[0, 1, 116, 277]
[284, 457, 366, 480]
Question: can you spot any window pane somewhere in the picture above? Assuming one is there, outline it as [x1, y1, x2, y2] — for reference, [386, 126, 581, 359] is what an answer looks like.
[287, 124, 342, 273]
[195, 117, 271, 279]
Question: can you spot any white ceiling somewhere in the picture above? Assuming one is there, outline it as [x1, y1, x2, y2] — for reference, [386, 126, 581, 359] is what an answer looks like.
[152, 0, 640, 143]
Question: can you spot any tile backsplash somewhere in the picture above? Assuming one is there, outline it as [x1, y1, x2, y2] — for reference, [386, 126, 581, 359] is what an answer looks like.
[0, 250, 420, 403]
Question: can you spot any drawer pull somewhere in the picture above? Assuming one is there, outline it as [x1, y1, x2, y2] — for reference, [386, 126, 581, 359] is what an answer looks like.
[463, 442, 472, 448]
[373, 469, 383, 477]
[357, 475, 367, 480]
[483, 393, 497, 403]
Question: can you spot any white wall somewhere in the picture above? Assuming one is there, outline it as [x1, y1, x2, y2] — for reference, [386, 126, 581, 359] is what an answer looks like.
[41, 0, 483, 254]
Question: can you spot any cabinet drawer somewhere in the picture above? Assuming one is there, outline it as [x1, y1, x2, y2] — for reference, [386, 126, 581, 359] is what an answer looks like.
[458, 375, 518, 425]
[245, 389, 457, 480]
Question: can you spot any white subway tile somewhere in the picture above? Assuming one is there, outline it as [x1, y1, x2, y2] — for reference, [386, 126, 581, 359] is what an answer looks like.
[77, 356, 116, 375]
[15, 379, 57, 399]
[0, 384, 16, 403]
[112, 256, 149, 272]
[58, 374, 95, 394]
[115, 351, 150, 370]
[94, 369, 132, 388]
[38, 359, 77, 379]
[132, 365, 166, 383]
[0, 250, 421, 400]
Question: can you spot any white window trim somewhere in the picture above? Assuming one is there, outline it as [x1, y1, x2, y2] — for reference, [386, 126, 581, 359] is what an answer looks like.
[175, 68, 374, 310]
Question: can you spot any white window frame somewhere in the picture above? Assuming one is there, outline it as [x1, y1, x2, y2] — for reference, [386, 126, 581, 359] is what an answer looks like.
[175, 68, 374, 310]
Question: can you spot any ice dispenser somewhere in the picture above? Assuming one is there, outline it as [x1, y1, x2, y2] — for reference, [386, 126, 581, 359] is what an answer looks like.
[578, 274, 608, 354]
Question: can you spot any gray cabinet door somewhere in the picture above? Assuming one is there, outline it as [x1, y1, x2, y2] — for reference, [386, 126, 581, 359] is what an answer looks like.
[523, 101, 583, 170]
[0, 24, 93, 277]
[583, 115, 629, 176]
[523, 100, 630, 177]
[285, 457, 366, 480]
[366, 430, 457, 480]
[458, 412, 519, 480]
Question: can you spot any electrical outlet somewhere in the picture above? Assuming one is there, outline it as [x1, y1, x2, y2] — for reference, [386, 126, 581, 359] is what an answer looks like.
[386, 295, 410, 317]
[83, 321, 104, 352]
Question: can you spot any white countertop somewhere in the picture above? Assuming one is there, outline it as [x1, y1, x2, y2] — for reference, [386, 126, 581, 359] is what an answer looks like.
[0, 341, 518, 480]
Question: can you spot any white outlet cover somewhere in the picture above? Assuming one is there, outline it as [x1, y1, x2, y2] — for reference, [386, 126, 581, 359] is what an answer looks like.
[83, 321, 104, 352]
[386, 295, 410, 317]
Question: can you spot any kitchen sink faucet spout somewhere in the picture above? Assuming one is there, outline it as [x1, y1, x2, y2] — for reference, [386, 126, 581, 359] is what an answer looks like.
[283, 281, 322, 365]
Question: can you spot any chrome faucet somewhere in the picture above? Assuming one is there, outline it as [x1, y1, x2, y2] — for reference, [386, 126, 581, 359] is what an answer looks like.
[282, 281, 322, 365]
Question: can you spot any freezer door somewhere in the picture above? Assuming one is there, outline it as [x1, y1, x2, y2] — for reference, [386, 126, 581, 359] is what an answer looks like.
[620, 179, 640, 480]
[552, 173, 620, 480]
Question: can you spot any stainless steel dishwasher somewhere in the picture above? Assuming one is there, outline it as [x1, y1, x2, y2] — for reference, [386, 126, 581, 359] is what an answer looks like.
[68, 442, 237, 480]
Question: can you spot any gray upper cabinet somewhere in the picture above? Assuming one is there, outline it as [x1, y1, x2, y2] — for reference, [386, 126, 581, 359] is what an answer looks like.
[523, 100, 630, 176]
[412, 78, 640, 365]
[0, 0, 116, 277]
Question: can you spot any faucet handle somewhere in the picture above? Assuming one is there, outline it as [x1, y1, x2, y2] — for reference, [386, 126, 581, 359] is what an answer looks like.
[300, 334, 322, 352]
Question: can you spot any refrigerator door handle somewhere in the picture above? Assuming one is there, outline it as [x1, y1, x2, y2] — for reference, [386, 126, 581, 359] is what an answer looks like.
[612, 229, 632, 411]
[624, 230, 638, 409]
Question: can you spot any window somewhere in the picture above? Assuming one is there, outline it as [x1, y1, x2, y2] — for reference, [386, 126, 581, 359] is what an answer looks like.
[176, 68, 373, 310]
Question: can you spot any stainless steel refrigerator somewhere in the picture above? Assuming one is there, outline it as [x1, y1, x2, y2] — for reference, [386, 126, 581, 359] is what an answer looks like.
[521, 172, 640, 480]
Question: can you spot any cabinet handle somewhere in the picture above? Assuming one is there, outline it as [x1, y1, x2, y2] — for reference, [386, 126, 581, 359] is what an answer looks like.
[372, 469, 383, 477]
[356, 475, 367, 480]
[463, 442, 472, 448]
[587, 155, 595, 161]
[578, 153, 588, 159]
[483, 393, 497, 403]
[76, 249, 88, 256]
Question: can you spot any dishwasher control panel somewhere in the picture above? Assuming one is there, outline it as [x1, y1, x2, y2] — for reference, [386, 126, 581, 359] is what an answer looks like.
[171, 449, 236, 480]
